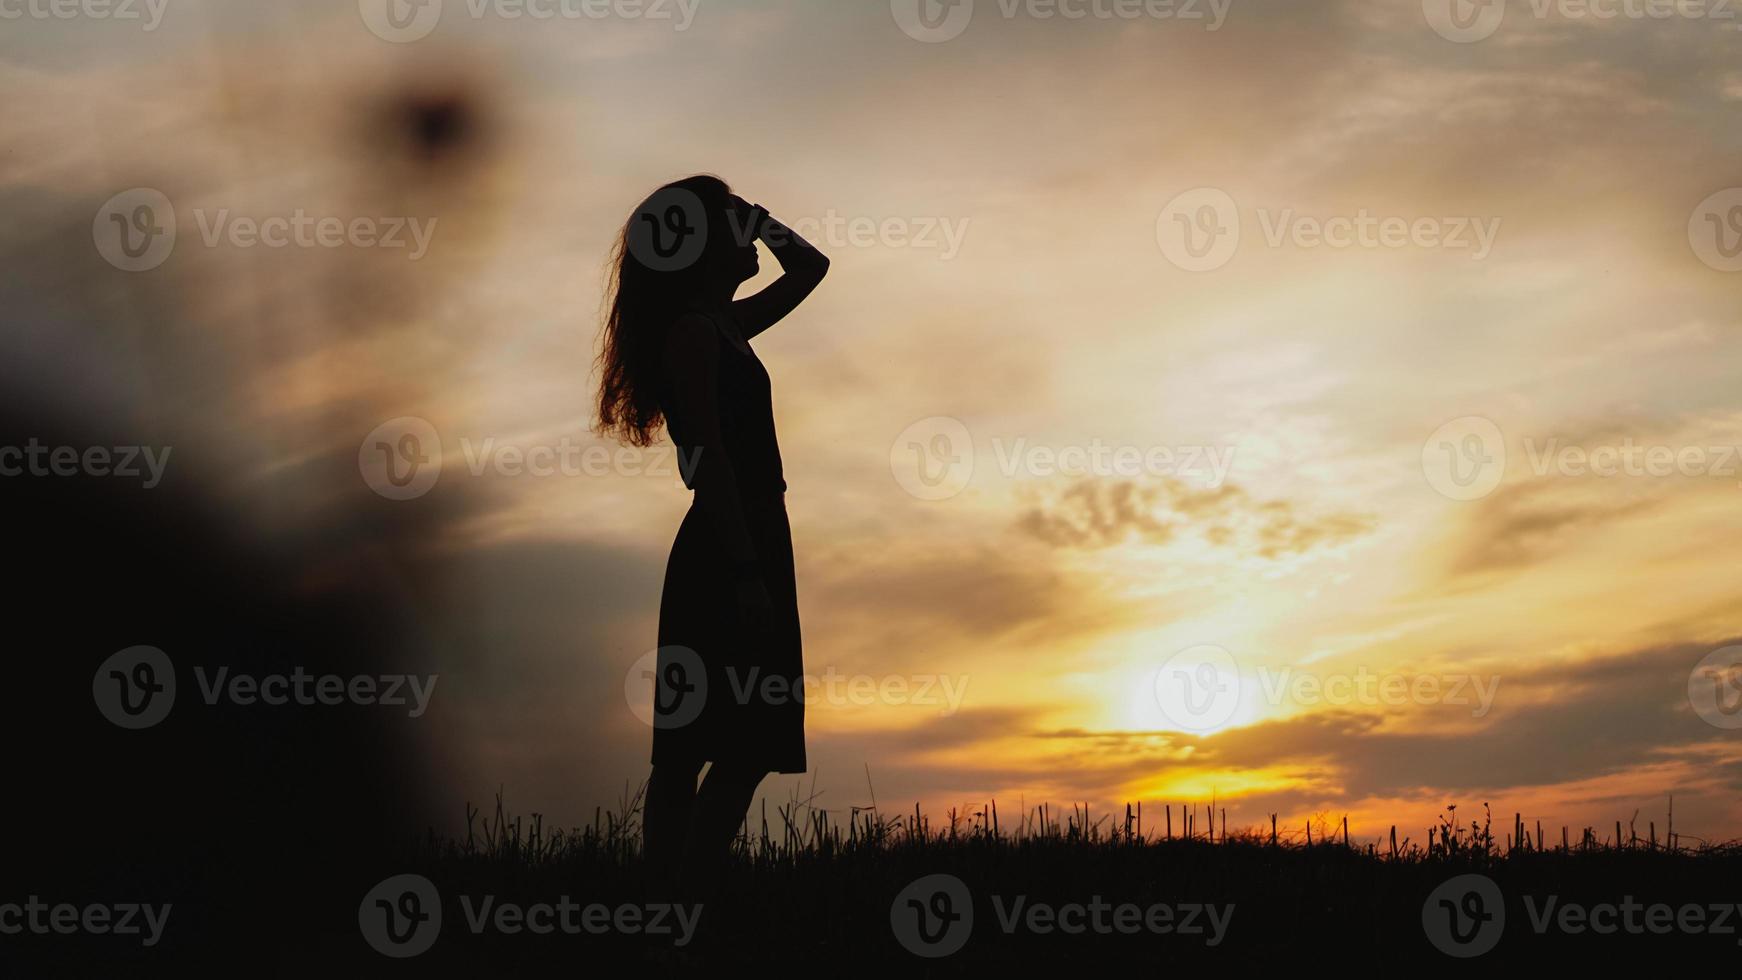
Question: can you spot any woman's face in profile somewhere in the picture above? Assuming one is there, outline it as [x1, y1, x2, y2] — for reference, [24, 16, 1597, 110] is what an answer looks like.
[694, 205, 758, 287]
[719, 192, 760, 284]
[725, 227, 760, 284]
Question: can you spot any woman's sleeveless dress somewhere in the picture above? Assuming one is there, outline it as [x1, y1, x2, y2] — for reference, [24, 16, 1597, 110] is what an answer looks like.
[651, 310, 806, 774]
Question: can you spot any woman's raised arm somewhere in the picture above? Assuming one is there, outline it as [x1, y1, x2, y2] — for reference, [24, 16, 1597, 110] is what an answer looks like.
[730, 197, 830, 341]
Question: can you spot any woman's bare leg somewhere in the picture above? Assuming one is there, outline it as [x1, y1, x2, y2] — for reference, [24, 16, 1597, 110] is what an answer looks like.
[644, 760, 703, 901]
[684, 762, 767, 903]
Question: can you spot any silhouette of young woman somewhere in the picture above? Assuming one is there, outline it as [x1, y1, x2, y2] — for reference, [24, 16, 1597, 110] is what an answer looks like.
[596, 175, 829, 904]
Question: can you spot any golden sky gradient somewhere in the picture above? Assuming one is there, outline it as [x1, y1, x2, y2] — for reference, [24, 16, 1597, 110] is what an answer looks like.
[5, 0, 1741, 844]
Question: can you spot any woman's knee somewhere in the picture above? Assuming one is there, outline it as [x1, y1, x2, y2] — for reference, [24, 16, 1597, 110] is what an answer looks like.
[649, 760, 704, 794]
[706, 763, 769, 793]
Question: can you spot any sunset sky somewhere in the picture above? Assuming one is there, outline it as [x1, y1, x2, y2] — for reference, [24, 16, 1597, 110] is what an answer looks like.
[6, 0, 1742, 844]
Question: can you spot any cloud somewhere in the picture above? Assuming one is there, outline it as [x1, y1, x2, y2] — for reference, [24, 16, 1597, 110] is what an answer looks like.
[1037, 637, 1742, 809]
[9, 0, 1742, 842]
[1446, 479, 1662, 577]
[1015, 477, 1374, 559]
[1435, 410, 1742, 580]
[797, 528, 1154, 672]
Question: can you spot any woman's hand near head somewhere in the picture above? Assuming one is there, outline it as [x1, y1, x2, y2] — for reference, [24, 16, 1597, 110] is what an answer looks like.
[729, 195, 765, 240]
[728, 196, 830, 342]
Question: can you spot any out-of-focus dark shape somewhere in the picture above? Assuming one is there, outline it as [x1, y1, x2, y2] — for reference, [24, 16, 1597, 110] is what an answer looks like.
[366, 73, 500, 174]
[0, 20, 516, 974]
[405, 89, 479, 162]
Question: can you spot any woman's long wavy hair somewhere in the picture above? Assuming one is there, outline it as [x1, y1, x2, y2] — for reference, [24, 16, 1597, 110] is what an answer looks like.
[595, 174, 738, 447]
